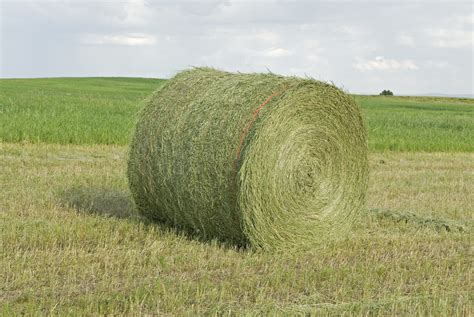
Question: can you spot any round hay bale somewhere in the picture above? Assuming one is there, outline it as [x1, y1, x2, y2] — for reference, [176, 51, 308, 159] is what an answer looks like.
[127, 68, 368, 249]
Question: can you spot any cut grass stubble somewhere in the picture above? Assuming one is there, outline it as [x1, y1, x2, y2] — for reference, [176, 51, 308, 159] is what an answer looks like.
[0, 143, 471, 315]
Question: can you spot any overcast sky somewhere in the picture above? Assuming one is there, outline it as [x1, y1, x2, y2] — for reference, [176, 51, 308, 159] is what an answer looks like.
[1, 0, 473, 95]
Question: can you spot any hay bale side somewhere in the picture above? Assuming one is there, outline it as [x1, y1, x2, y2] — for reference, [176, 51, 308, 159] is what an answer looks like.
[127, 68, 368, 249]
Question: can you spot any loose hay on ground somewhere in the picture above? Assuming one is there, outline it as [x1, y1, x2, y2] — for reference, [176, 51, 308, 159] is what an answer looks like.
[127, 68, 368, 249]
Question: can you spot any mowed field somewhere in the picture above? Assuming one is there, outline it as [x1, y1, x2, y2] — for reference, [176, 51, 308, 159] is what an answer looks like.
[1, 78, 473, 315]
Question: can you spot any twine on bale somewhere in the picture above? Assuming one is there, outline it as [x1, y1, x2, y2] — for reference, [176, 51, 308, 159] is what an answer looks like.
[233, 86, 289, 185]
[127, 68, 368, 249]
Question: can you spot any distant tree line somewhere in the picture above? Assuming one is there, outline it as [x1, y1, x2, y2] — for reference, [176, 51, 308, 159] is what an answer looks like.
[380, 90, 394, 96]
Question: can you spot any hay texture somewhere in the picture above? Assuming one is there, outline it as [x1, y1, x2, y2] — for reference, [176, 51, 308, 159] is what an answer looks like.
[127, 68, 368, 249]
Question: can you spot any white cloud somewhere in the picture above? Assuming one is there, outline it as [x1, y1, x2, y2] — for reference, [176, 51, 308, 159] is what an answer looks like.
[254, 30, 280, 45]
[424, 14, 474, 49]
[301, 40, 324, 63]
[453, 13, 474, 25]
[354, 56, 419, 71]
[303, 39, 322, 51]
[424, 60, 450, 69]
[262, 47, 292, 58]
[298, 23, 317, 31]
[118, 0, 150, 26]
[81, 33, 157, 46]
[398, 34, 415, 47]
[426, 28, 473, 48]
[337, 25, 365, 36]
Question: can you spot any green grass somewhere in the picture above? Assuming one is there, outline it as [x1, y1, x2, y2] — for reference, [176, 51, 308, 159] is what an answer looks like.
[1, 78, 473, 151]
[1, 77, 473, 314]
[356, 95, 474, 152]
[0, 77, 165, 144]
[1, 143, 472, 315]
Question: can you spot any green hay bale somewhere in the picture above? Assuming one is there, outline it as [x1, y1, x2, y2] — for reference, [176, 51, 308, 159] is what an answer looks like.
[127, 68, 368, 249]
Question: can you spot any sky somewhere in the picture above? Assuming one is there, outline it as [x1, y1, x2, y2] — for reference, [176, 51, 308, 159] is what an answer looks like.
[1, 0, 473, 95]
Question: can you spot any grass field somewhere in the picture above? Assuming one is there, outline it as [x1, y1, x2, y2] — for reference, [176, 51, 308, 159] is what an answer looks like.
[1, 78, 473, 151]
[0, 78, 473, 315]
[0, 78, 165, 144]
[356, 95, 474, 152]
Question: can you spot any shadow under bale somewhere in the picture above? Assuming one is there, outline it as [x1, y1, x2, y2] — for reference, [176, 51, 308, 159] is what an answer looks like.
[58, 186, 135, 219]
[57, 185, 247, 250]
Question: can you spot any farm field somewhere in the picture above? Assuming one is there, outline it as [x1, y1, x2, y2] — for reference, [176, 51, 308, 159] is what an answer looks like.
[0, 78, 165, 145]
[0, 78, 473, 315]
[1, 78, 473, 152]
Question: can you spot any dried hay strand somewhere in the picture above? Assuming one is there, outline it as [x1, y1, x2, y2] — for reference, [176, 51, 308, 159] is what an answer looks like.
[127, 68, 368, 249]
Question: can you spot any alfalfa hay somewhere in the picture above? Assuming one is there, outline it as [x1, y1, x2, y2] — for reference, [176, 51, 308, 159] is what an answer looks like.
[127, 68, 368, 249]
